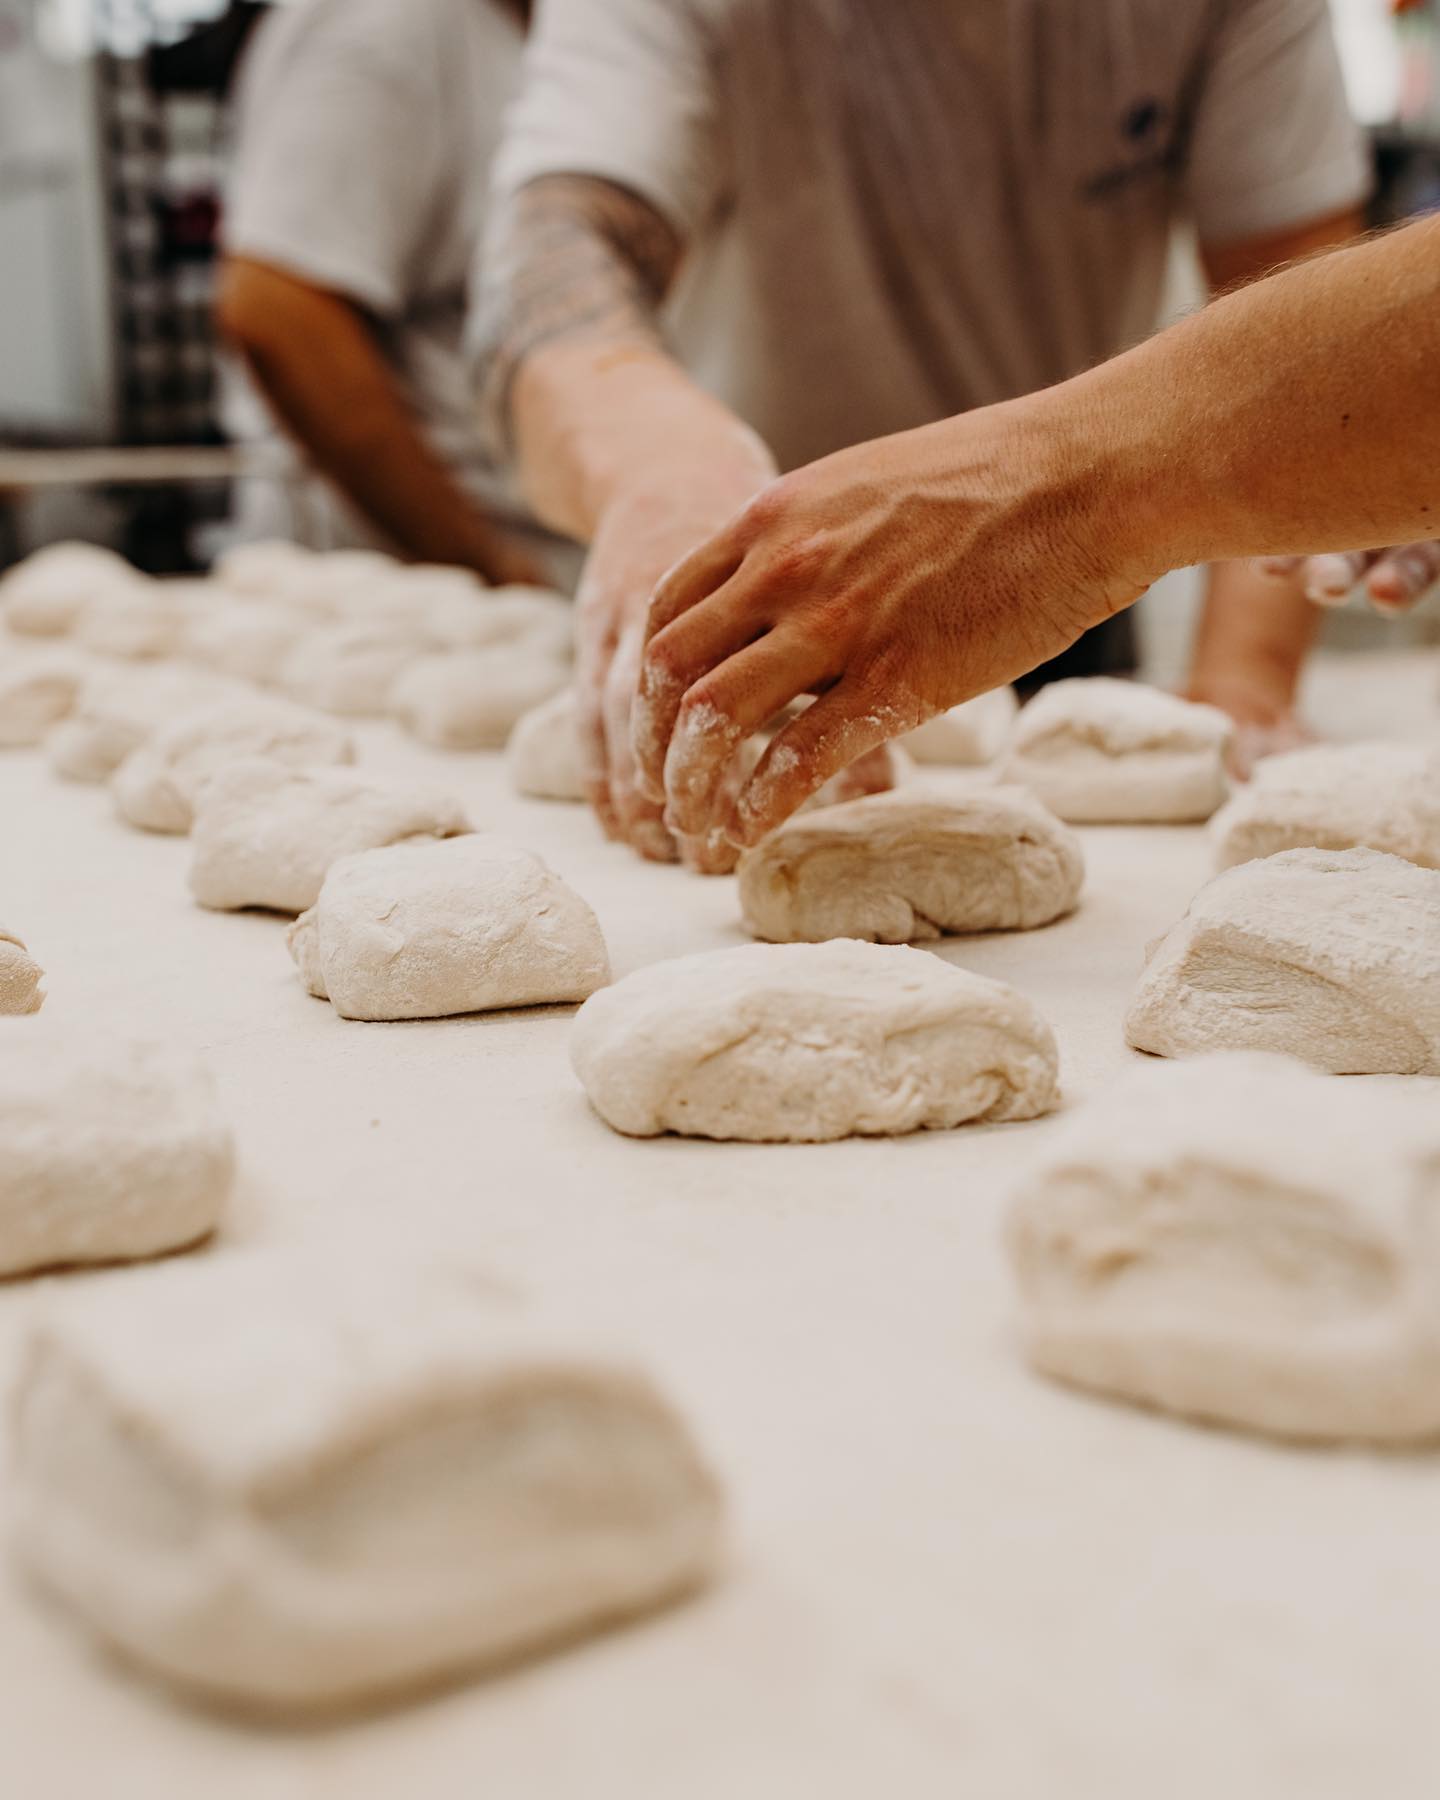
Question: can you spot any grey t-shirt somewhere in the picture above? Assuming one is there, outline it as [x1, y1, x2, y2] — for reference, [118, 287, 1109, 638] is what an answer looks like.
[489, 0, 1369, 475]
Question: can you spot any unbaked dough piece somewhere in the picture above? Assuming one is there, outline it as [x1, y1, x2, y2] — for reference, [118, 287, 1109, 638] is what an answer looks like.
[112, 695, 356, 835]
[572, 939, 1060, 1142]
[737, 788, 1083, 943]
[422, 585, 573, 661]
[1211, 741, 1440, 872]
[190, 760, 470, 914]
[0, 653, 84, 746]
[903, 687, 1018, 765]
[73, 581, 192, 661]
[279, 621, 431, 718]
[1003, 677, 1234, 823]
[1007, 1053, 1440, 1444]
[507, 687, 585, 802]
[391, 647, 570, 751]
[185, 600, 309, 686]
[48, 666, 244, 783]
[213, 539, 317, 598]
[289, 835, 610, 1020]
[0, 1019, 231, 1275]
[11, 1252, 723, 1716]
[1125, 846, 1440, 1073]
[1, 542, 137, 636]
[283, 549, 401, 619]
[0, 926, 44, 1014]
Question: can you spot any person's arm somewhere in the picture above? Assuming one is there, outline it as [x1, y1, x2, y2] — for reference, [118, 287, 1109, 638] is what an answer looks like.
[218, 257, 539, 582]
[632, 212, 1440, 845]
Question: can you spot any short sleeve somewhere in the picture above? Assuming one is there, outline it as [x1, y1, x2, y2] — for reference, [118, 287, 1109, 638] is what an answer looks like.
[1184, 0, 1371, 247]
[491, 0, 727, 242]
[224, 0, 445, 316]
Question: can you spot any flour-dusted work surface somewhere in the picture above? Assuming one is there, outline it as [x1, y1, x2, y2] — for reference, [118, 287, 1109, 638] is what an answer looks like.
[0, 651, 1438, 1798]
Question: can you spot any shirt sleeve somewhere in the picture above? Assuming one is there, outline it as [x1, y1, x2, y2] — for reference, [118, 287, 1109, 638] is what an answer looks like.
[223, 0, 446, 317]
[491, 0, 727, 241]
[1184, 0, 1371, 247]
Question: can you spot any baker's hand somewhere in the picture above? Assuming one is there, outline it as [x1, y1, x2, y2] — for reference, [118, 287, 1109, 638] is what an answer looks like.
[1257, 544, 1440, 614]
[633, 402, 1150, 847]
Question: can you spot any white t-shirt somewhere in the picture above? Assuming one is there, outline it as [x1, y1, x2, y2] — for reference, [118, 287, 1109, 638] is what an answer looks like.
[489, 0, 1369, 475]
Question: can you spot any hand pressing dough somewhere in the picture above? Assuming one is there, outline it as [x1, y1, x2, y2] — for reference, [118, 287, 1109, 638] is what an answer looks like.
[903, 687, 1018, 765]
[49, 666, 244, 783]
[191, 760, 470, 914]
[1007, 1053, 1440, 1444]
[0, 654, 84, 746]
[507, 688, 585, 802]
[738, 788, 1083, 943]
[0, 926, 44, 1014]
[11, 1252, 722, 1716]
[185, 599, 308, 686]
[1003, 678, 1233, 823]
[290, 835, 610, 1020]
[113, 695, 356, 835]
[572, 939, 1059, 1141]
[392, 647, 570, 751]
[1, 541, 137, 636]
[280, 621, 431, 718]
[0, 1020, 231, 1275]
[1211, 741, 1440, 872]
[1125, 846, 1440, 1074]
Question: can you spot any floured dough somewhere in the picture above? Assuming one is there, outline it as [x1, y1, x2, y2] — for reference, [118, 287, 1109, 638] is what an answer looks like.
[0, 926, 44, 1014]
[279, 621, 431, 718]
[422, 585, 573, 661]
[213, 539, 317, 598]
[507, 688, 585, 802]
[1007, 1053, 1440, 1444]
[186, 599, 308, 686]
[49, 666, 244, 783]
[1003, 678, 1233, 823]
[190, 759, 470, 914]
[392, 647, 570, 751]
[0, 654, 84, 746]
[572, 939, 1060, 1142]
[74, 581, 190, 660]
[738, 788, 1083, 943]
[1125, 846, 1440, 1073]
[1, 542, 137, 636]
[903, 687, 1018, 765]
[113, 695, 356, 835]
[11, 1251, 722, 1715]
[0, 1019, 231, 1275]
[290, 835, 610, 1020]
[276, 549, 401, 619]
[1211, 741, 1440, 872]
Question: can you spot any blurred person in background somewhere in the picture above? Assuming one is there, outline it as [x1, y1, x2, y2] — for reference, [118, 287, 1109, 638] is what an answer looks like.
[473, 0, 1371, 863]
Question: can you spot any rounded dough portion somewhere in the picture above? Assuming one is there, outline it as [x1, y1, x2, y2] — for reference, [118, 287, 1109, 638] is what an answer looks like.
[902, 687, 1017, 765]
[1, 542, 137, 636]
[0, 1019, 232, 1276]
[190, 759, 471, 915]
[112, 696, 356, 835]
[186, 600, 308, 686]
[49, 666, 245, 783]
[1211, 741, 1440, 872]
[392, 648, 570, 751]
[0, 926, 44, 1015]
[279, 621, 431, 718]
[1125, 846, 1440, 1074]
[0, 654, 84, 746]
[422, 584, 572, 661]
[738, 788, 1083, 943]
[289, 835, 611, 1021]
[572, 939, 1060, 1142]
[1007, 1054, 1440, 1444]
[213, 539, 318, 599]
[507, 688, 585, 802]
[74, 581, 190, 660]
[1003, 677, 1233, 823]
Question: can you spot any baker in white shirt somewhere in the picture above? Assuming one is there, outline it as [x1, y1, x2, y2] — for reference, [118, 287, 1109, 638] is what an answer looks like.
[473, 0, 1370, 864]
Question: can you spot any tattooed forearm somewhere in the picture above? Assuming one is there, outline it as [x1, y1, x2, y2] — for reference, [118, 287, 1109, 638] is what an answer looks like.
[474, 174, 682, 460]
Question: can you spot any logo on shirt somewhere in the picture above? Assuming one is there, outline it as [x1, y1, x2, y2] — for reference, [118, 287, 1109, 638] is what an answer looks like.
[1081, 96, 1177, 202]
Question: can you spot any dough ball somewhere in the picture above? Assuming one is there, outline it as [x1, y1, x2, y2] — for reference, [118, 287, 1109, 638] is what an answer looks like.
[190, 759, 470, 915]
[572, 939, 1060, 1142]
[738, 788, 1083, 943]
[289, 835, 610, 1020]
[1, 542, 137, 636]
[279, 621, 431, 718]
[49, 666, 245, 783]
[11, 1252, 722, 1716]
[1211, 741, 1440, 872]
[185, 599, 309, 686]
[1007, 1053, 1440, 1444]
[273, 549, 401, 620]
[0, 1019, 232, 1276]
[0, 925, 44, 1014]
[0, 653, 84, 747]
[422, 585, 573, 661]
[112, 695, 356, 835]
[1003, 677, 1233, 823]
[73, 580, 194, 660]
[213, 539, 317, 598]
[391, 647, 570, 751]
[902, 687, 1017, 765]
[1125, 846, 1440, 1074]
[507, 687, 585, 802]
